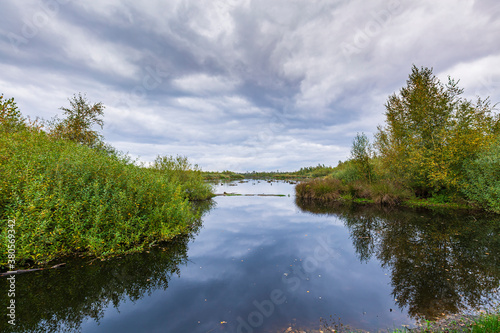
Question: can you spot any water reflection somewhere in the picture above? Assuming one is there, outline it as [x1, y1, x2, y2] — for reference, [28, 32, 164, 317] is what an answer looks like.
[296, 199, 500, 320]
[0, 201, 213, 333]
[3, 182, 500, 333]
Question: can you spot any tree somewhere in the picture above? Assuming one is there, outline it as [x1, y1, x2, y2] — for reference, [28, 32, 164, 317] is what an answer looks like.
[375, 65, 499, 194]
[0, 95, 25, 132]
[51, 93, 105, 148]
[350, 132, 373, 183]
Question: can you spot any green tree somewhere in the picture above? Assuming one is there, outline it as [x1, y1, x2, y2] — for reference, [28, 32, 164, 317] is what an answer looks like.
[51, 93, 105, 148]
[0, 95, 25, 132]
[375, 65, 499, 194]
[350, 132, 373, 183]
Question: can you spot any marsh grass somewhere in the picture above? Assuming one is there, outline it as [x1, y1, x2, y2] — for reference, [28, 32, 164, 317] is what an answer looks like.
[315, 311, 500, 332]
[295, 178, 346, 201]
[0, 127, 213, 267]
[296, 176, 413, 207]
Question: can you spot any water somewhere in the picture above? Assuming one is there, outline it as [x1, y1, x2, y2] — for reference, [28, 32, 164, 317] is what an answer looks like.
[1, 180, 499, 332]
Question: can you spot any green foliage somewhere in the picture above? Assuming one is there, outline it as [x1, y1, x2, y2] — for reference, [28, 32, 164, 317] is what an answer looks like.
[375, 65, 499, 194]
[330, 159, 362, 183]
[0, 97, 214, 266]
[296, 164, 335, 177]
[462, 139, 500, 213]
[203, 165, 336, 182]
[203, 170, 246, 182]
[0, 95, 26, 133]
[294, 66, 499, 212]
[49, 93, 105, 148]
[152, 155, 213, 201]
[350, 132, 373, 183]
[470, 312, 500, 333]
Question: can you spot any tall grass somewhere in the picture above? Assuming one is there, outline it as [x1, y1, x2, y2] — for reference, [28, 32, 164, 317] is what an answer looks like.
[470, 312, 500, 332]
[0, 127, 213, 266]
[295, 178, 346, 201]
[296, 175, 413, 206]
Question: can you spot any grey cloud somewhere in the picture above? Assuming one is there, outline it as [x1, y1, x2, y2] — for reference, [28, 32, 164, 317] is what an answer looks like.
[1, 0, 499, 171]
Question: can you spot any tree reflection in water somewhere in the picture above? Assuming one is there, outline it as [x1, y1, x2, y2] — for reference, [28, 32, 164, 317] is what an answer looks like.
[0, 200, 214, 333]
[296, 199, 500, 320]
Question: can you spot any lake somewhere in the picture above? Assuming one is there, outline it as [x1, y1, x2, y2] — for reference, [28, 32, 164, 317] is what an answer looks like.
[1, 180, 500, 332]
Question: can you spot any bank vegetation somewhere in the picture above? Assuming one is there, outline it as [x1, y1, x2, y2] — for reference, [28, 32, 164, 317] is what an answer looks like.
[0, 94, 213, 268]
[297, 66, 500, 213]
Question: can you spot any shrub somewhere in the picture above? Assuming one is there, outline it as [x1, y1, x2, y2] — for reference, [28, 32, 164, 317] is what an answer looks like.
[296, 164, 335, 178]
[350, 132, 374, 183]
[0, 129, 211, 266]
[151, 155, 213, 201]
[331, 160, 362, 183]
[462, 139, 500, 213]
[0, 95, 26, 133]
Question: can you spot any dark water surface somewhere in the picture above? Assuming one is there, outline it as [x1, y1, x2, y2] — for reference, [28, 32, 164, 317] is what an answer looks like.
[1, 180, 500, 332]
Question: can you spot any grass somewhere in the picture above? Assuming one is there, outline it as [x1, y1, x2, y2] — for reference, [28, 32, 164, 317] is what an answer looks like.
[314, 311, 500, 332]
[390, 312, 500, 332]
[295, 177, 417, 208]
[295, 177, 346, 201]
[295, 176, 478, 211]
[470, 312, 500, 332]
[294, 159, 478, 211]
[403, 198, 473, 210]
[0, 126, 214, 268]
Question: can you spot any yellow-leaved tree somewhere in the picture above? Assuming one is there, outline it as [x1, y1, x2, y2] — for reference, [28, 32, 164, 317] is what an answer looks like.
[375, 65, 499, 195]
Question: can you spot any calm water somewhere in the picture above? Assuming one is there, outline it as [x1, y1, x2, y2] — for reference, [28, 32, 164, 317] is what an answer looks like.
[1, 180, 500, 332]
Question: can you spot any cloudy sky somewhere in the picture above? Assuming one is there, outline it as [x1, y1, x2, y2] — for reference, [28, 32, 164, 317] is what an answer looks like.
[1, 0, 499, 171]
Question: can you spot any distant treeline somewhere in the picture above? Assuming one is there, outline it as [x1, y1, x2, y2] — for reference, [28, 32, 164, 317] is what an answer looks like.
[0, 94, 213, 268]
[297, 66, 500, 213]
[203, 165, 335, 182]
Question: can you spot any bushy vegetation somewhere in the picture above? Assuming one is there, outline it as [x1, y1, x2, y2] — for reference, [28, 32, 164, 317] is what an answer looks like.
[0, 95, 213, 267]
[47, 93, 105, 148]
[462, 138, 500, 213]
[295, 176, 412, 205]
[203, 170, 245, 182]
[152, 155, 213, 201]
[376, 66, 499, 195]
[295, 164, 335, 178]
[203, 165, 336, 182]
[297, 66, 500, 211]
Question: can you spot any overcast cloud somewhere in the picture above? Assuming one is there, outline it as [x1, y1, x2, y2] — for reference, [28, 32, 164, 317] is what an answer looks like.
[1, 0, 499, 171]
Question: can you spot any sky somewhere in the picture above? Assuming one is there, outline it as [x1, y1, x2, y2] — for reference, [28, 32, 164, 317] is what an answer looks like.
[1, 0, 500, 172]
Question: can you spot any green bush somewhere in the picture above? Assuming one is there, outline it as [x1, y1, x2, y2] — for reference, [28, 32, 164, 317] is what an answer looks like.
[462, 139, 500, 213]
[331, 160, 362, 183]
[0, 95, 26, 133]
[296, 164, 335, 178]
[152, 155, 213, 201]
[0, 128, 211, 266]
